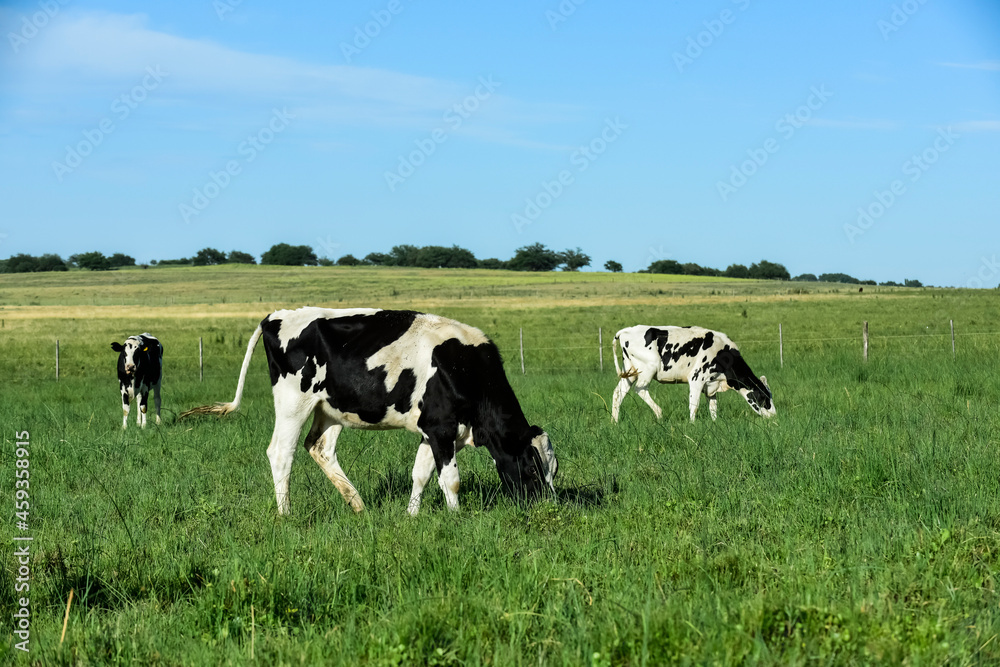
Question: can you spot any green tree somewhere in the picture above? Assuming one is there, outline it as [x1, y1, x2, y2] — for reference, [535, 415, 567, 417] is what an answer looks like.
[37, 254, 69, 272]
[818, 273, 859, 284]
[75, 251, 111, 271]
[364, 252, 390, 266]
[336, 254, 362, 266]
[792, 273, 818, 282]
[647, 259, 683, 274]
[387, 244, 420, 267]
[749, 260, 790, 281]
[415, 245, 479, 269]
[725, 264, 750, 279]
[507, 243, 562, 271]
[227, 251, 256, 264]
[192, 248, 226, 266]
[904, 279, 923, 287]
[261, 243, 318, 266]
[559, 248, 591, 271]
[108, 253, 136, 268]
[604, 260, 623, 273]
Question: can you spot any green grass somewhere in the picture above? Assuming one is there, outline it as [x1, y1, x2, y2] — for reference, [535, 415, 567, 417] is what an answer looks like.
[1, 267, 999, 665]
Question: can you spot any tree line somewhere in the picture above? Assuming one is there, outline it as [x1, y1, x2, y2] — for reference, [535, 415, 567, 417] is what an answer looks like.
[0, 242, 923, 286]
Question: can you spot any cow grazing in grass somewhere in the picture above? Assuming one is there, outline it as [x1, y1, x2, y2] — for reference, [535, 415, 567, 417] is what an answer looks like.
[111, 333, 163, 429]
[180, 307, 557, 516]
[611, 325, 774, 423]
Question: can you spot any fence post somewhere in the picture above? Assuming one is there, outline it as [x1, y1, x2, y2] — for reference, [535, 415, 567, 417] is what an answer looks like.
[779, 323, 784, 368]
[199, 337, 204, 381]
[863, 321, 869, 362]
[56, 340, 60, 381]
[950, 319, 955, 359]
[519, 328, 525, 375]
[599, 327, 603, 372]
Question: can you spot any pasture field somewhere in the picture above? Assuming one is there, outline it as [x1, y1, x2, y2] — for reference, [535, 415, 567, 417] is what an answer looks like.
[2, 267, 999, 665]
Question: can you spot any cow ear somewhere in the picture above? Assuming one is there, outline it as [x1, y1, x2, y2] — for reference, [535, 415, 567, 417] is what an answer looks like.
[760, 375, 769, 389]
[111, 342, 124, 352]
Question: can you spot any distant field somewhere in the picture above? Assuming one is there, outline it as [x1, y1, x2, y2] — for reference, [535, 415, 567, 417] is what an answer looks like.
[0, 263, 902, 309]
[2, 267, 999, 665]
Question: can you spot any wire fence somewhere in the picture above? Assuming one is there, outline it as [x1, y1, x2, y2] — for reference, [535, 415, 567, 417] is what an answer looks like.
[12, 321, 1000, 382]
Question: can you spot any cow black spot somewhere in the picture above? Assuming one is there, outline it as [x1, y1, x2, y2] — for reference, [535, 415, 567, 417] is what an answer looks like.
[388, 368, 416, 414]
[300, 356, 317, 392]
[262, 310, 421, 424]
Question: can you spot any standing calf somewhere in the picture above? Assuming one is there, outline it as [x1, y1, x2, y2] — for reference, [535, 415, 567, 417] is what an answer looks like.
[111, 333, 163, 429]
[612, 325, 774, 422]
[180, 307, 557, 516]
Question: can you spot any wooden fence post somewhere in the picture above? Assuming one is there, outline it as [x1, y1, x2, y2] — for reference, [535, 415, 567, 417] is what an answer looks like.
[56, 340, 60, 381]
[199, 337, 204, 381]
[519, 328, 525, 375]
[950, 320, 956, 359]
[863, 321, 869, 362]
[779, 324, 784, 368]
[599, 327, 603, 372]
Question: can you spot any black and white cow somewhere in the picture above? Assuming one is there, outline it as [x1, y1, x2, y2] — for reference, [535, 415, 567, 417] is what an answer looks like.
[111, 333, 163, 429]
[611, 325, 774, 423]
[180, 307, 557, 516]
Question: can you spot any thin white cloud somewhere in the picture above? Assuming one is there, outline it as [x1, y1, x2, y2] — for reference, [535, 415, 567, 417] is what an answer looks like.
[11, 12, 460, 109]
[804, 117, 899, 130]
[952, 120, 1000, 132]
[2, 11, 580, 136]
[938, 61, 1000, 71]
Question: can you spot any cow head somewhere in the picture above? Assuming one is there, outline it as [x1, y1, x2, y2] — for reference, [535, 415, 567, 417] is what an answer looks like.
[738, 375, 775, 418]
[495, 427, 558, 500]
[111, 337, 146, 376]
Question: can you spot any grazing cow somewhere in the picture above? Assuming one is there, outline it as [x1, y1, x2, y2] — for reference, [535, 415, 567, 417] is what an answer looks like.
[180, 307, 557, 516]
[611, 325, 774, 423]
[111, 333, 163, 429]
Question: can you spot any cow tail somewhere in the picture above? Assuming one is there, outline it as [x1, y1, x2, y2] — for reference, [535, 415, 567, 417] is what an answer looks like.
[612, 331, 638, 380]
[612, 332, 623, 376]
[179, 324, 263, 419]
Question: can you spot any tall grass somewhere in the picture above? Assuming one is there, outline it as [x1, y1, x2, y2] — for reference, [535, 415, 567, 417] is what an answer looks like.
[1, 269, 998, 664]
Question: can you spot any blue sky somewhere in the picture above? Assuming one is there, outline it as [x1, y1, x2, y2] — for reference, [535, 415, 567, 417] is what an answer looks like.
[1, 0, 998, 286]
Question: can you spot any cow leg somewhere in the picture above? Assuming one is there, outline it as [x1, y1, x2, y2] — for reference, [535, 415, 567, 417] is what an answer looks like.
[138, 390, 149, 428]
[266, 395, 312, 516]
[708, 394, 719, 421]
[121, 389, 130, 430]
[407, 440, 435, 516]
[688, 383, 705, 422]
[152, 382, 162, 425]
[634, 380, 663, 420]
[611, 376, 633, 422]
[304, 413, 364, 513]
[423, 426, 461, 512]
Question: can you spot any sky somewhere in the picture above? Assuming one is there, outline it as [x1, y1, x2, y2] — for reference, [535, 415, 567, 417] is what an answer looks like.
[1, 0, 998, 287]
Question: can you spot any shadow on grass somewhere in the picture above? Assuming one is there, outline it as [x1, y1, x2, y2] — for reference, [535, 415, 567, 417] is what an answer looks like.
[362, 467, 613, 513]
